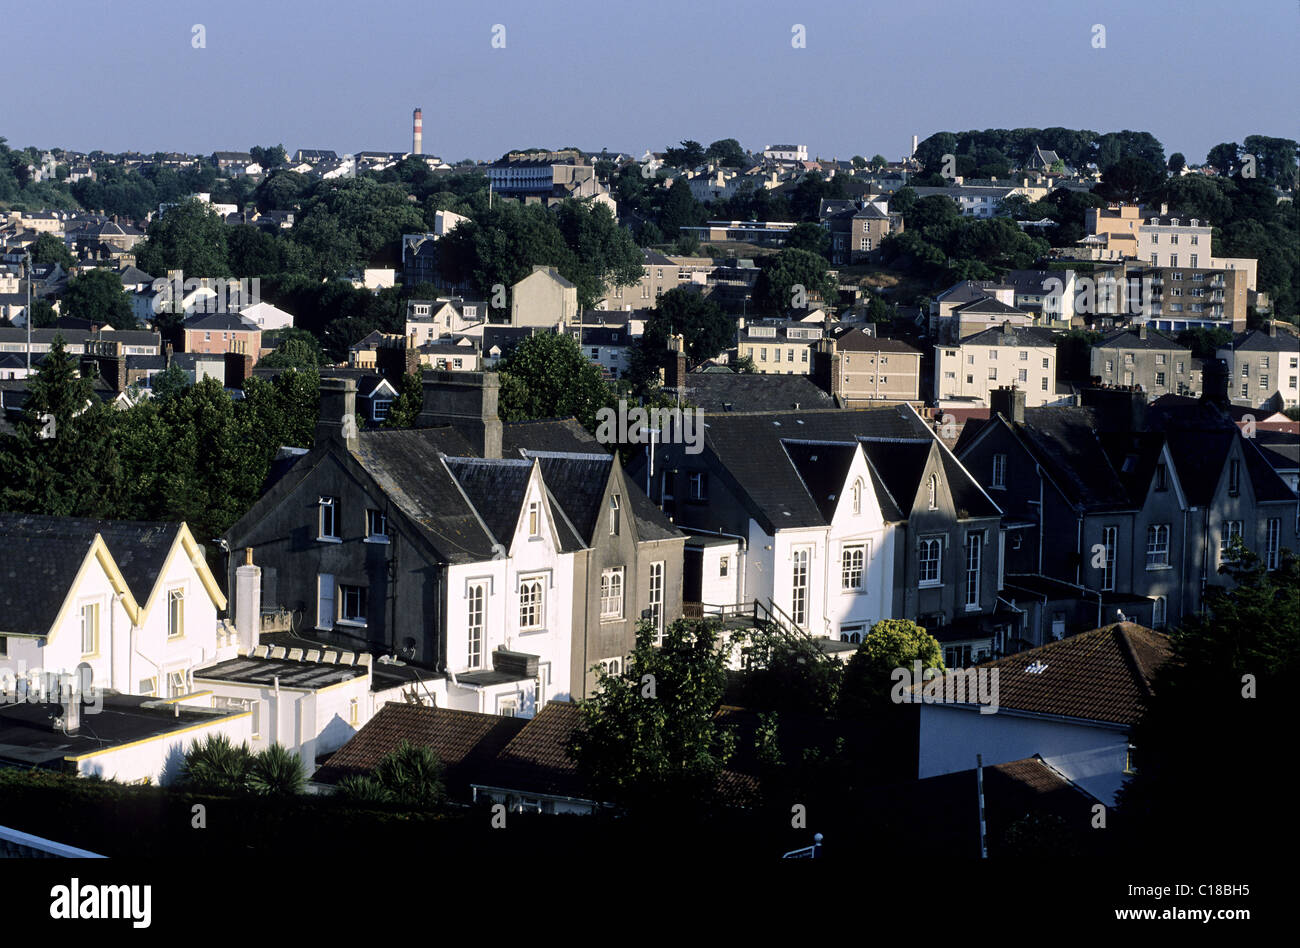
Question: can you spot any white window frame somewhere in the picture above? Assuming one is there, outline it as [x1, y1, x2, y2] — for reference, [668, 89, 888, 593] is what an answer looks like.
[1101, 526, 1117, 592]
[841, 543, 866, 591]
[519, 577, 545, 630]
[80, 601, 100, 655]
[366, 508, 388, 542]
[600, 567, 625, 620]
[992, 454, 1006, 488]
[318, 496, 339, 540]
[964, 532, 982, 610]
[339, 584, 368, 625]
[1266, 518, 1280, 570]
[790, 547, 810, 626]
[649, 561, 665, 641]
[167, 587, 184, 639]
[919, 537, 942, 586]
[1145, 525, 1170, 569]
[467, 582, 486, 668]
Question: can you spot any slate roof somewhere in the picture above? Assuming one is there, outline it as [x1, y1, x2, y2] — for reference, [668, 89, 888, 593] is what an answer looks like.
[182, 312, 260, 332]
[930, 622, 1172, 726]
[351, 429, 497, 562]
[958, 324, 1057, 348]
[678, 374, 835, 413]
[964, 407, 1132, 511]
[782, 442, 858, 522]
[501, 418, 602, 456]
[442, 457, 556, 550]
[1163, 429, 1235, 506]
[0, 513, 183, 636]
[530, 454, 611, 542]
[1096, 328, 1188, 351]
[310, 703, 528, 795]
[1231, 327, 1300, 353]
[834, 330, 920, 354]
[699, 406, 997, 532]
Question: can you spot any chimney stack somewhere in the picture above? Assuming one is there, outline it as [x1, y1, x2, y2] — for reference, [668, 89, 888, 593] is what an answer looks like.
[1138, 324, 1148, 340]
[316, 377, 359, 452]
[990, 385, 1026, 425]
[416, 370, 501, 458]
[413, 107, 423, 156]
[235, 547, 262, 655]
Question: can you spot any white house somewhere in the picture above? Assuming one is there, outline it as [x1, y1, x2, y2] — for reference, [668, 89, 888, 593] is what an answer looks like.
[934, 324, 1061, 407]
[0, 515, 236, 700]
[441, 458, 575, 717]
[240, 301, 295, 331]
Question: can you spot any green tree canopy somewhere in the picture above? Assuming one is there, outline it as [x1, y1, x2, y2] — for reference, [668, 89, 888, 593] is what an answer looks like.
[754, 248, 839, 314]
[61, 268, 136, 328]
[569, 618, 737, 815]
[496, 331, 614, 432]
[28, 232, 75, 269]
[838, 619, 944, 719]
[135, 197, 230, 277]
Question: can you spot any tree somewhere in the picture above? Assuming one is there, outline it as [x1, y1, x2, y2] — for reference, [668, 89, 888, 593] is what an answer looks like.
[734, 626, 841, 716]
[0, 336, 121, 518]
[1097, 156, 1165, 203]
[657, 179, 707, 236]
[569, 619, 738, 815]
[734, 354, 756, 374]
[1117, 547, 1299, 858]
[1205, 142, 1239, 175]
[663, 140, 706, 168]
[1167, 152, 1186, 175]
[838, 619, 944, 719]
[639, 287, 732, 370]
[61, 268, 136, 328]
[851, 156, 868, 171]
[258, 335, 324, 371]
[496, 331, 614, 432]
[136, 197, 230, 277]
[29, 232, 75, 269]
[382, 371, 424, 428]
[783, 222, 831, 260]
[705, 138, 748, 168]
[149, 363, 191, 401]
[870, 154, 888, 171]
[552, 199, 645, 309]
[28, 298, 58, 328]
[754, 248, 839, 314]
[249, 144, 287, 169]
[373, 740, 447, 808]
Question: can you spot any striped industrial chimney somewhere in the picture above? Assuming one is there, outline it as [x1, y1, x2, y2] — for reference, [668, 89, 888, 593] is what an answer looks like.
[413, 107, 423, 155]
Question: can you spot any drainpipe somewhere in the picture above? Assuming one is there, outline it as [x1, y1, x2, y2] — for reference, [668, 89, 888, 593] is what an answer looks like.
[1037, 467, 1045, 574]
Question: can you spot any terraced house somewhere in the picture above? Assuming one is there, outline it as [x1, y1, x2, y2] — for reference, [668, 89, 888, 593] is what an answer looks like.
[224, 372, 684, 714]
[956, 388, 1297, 639]
[636, 404, 1009, 664]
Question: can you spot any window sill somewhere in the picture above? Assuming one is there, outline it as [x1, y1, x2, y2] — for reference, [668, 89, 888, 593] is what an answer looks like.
[964, 603, 981, 612]
[1145, 565, 1172, 571]
[518, 627, 547, 635]
[363, 536, 389, 544]
[317, 536, 342, 544]
[336, 619, 367, 628]
[918, 581, 941, 589]
[599, 615, 625, 624]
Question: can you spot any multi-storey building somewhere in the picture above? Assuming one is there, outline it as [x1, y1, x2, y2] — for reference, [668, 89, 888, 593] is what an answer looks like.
[934, 324, 1060, 407]
[818, 327, 922, 403]
[1217, 322, 1300, 409]
[737, 317, 825, 374]
[1092, 325, 1200, 398]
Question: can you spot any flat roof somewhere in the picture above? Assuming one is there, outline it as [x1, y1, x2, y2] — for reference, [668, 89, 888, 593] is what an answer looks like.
[193, 656, 365, 690]
[0, 695, 245, 768]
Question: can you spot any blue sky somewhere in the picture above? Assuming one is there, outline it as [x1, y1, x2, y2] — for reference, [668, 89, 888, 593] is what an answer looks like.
[5, 0, 1296, 162]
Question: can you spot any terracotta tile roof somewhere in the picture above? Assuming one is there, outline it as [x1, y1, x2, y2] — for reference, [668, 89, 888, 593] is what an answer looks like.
[312, 703, 527, 792]
[966, 622, 1172, 725]
[478, 701, 587, 798]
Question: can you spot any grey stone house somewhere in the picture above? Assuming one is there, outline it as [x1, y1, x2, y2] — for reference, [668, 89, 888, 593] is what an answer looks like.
[1092, 325, 1200, 398]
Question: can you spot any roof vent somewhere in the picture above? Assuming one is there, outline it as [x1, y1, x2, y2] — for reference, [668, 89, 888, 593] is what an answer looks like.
[1025, 660, 1049, 675]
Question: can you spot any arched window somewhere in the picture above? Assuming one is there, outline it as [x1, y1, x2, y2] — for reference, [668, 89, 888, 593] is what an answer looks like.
[851, 478, 863, 515]
[928, 474, 939, 510]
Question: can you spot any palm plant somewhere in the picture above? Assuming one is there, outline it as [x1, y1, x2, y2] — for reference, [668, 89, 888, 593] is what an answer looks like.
[247, 744, 306, 797]
[180, 734, 253, 793]
[372, 740, 446, 809]
[335, 774, 393, 805]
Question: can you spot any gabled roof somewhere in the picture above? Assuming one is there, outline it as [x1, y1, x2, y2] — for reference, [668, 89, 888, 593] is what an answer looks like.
[1096, 328, 1187, 351]
[782, 442, 859, 522]
[351, 429, 497, 562]
[1231, 327, 1300, 353]
[678, 374, 834, 413]
[940, 623, 1172, 726]
[182, 311, 260, 332]
[473, 701, 587, 799]
[698, 406, 997, 532]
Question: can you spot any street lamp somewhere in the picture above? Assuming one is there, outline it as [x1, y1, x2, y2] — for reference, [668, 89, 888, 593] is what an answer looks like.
[25, 250, 32, 374]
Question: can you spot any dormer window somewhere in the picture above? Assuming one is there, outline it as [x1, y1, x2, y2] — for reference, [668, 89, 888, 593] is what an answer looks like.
[528, 500, 541, 537]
